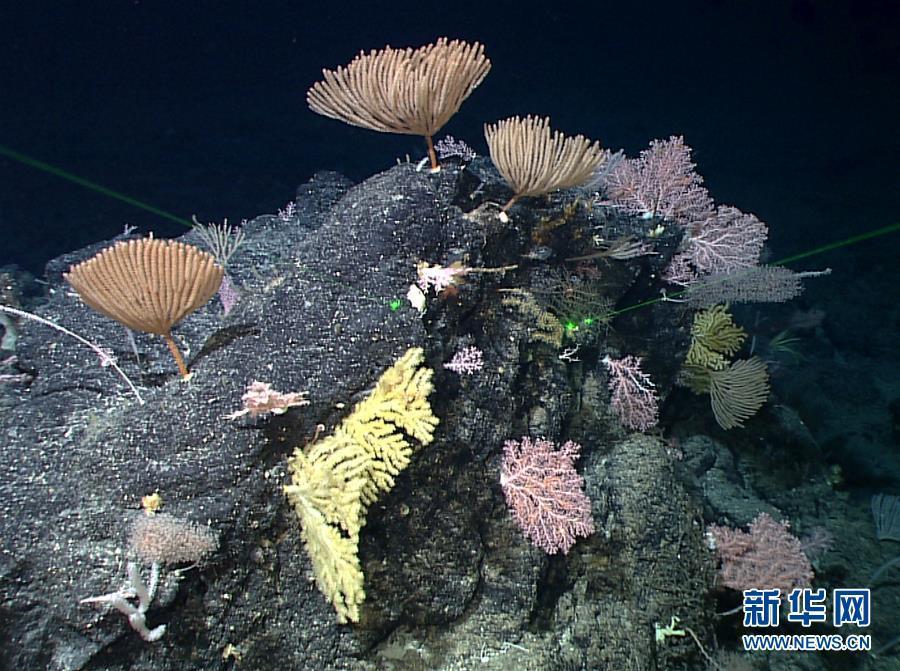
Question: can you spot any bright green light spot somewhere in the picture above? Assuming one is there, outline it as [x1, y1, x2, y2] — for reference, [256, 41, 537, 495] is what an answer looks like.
[389, 299, 402, 311]
[582, 317, 594, 326]
[564, 320, 578, 331]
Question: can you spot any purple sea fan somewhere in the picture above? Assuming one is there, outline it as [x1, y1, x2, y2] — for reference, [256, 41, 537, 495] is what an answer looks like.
[686, 206, 768, 275]
[603, 136, 714, 226]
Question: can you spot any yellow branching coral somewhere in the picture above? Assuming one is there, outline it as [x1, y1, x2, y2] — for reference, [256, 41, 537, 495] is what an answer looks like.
[685, 304, 746, 370]
[681, 304, 769, 430]
[283, 347, 438, 623]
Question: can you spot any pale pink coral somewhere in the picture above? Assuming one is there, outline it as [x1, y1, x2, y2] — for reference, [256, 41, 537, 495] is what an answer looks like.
[708, 513, 813, 593]
[500, 437, 594, 554]
[226, 381, 309, 420]
[602, 355, 659, 431]
[603, 136, 714, 225]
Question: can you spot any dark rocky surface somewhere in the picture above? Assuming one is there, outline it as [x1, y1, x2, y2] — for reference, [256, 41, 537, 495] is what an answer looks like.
[1, 158, 717, 670]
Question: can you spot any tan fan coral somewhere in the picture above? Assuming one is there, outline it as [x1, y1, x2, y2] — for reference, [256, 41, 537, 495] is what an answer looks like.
[680, 304, 770, 429]
[707, 357, 770, 430]
[307, 38, 491, 170]
[485, 115, 605, 220]
[64, 236, 223, 378]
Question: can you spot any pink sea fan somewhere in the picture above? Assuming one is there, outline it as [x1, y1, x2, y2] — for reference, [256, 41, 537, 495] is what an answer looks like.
[603, 136, 714, 225]
[708, 513, 813, 593]
[662, 252, 699, 287]
[602, 355, 659, 431]
[686, 206, 768, 275]
[500, 437, 595, 554]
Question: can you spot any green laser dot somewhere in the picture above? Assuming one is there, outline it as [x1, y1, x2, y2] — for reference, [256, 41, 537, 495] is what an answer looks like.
[389, 299, 402, 311]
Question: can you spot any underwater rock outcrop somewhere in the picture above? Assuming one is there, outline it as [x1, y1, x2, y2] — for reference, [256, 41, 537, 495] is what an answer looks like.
[0, 158, 710, 670]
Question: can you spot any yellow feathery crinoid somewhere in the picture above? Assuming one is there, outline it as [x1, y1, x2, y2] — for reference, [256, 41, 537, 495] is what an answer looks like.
[283, 347, 438, 623]
[680, 305, 770, 431]
[685, 304, 746, 371]
[284, 447, 367, 623]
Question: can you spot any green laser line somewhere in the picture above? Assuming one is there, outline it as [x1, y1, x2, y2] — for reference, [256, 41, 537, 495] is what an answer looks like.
[607, 219, 900, 319]
[3, 143, 898, 319]
[0, 143, 193, 228]
[775, 221, 900, 266]
[1, 144, 419, 313]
